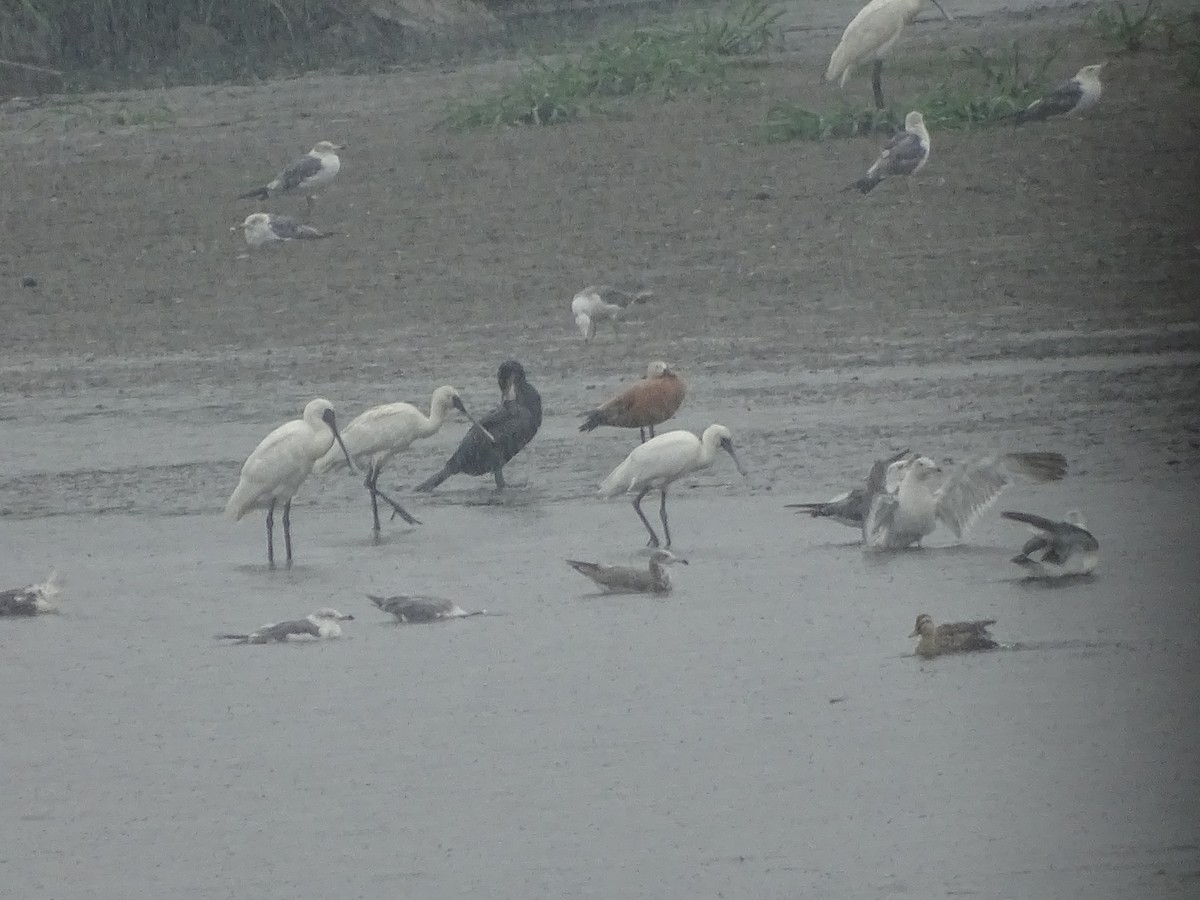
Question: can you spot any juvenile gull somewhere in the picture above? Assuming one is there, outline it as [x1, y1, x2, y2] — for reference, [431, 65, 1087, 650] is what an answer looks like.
[579, 361, 687, 443]
[1013, 64, 1103, 124]
[234, 212, 333, 248]
[0, 571, 62, 616]
[786, 448, 910, 528]
[1002, 509, 1099, 577]
[849, 110, 930, 194]
[217, 608, 353, 644]
[862, 451, 1068, 551]
[567, 549, 687, 595]
[367, 594, 483, 623]
[571, 285, 653, 342]
[910, 613, 998, 658]
[238, 140, 343, 210]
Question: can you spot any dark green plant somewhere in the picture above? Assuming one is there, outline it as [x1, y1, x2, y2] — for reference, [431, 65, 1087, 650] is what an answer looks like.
[688, 1, 784, 57]
[1092, 1, 1159, 53]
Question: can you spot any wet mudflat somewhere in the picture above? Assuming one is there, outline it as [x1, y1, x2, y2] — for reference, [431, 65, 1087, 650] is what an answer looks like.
[2, 2, 1200, 897]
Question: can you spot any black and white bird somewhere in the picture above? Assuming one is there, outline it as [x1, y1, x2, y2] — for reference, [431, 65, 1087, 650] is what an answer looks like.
[216, 608, 353, 644]
[1001, 509, 1099, 577]
[1013, 64, 1103, 124]
[238, 140, 343, 210]
[233, 212, 333, 248]
[0, 572, 62, 616]
[571, 285, 653, 342]
[849, 110, 930, 193]
[786, 448, 911, 528]
[367, 594, 483, 623]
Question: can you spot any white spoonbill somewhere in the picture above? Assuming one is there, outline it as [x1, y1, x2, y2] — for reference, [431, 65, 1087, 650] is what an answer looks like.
[824, 0, 952, 110]
[571, 285, 653, 342]
[225, 398, 355, 568]
[849, 110, 930, 194]
[313, 385, 492, 536]
[598, 424, 747, 549]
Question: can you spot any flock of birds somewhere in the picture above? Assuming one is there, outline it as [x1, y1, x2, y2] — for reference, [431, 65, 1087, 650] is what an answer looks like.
[6, 1, 1110, 658]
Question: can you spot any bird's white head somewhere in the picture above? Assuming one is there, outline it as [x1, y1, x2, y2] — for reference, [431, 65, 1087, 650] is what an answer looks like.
[311, 141, 344, 155]
[1064, 510, 1088, 527]
[702, 424, 748, 476]
[302, 398, 337, 430]
[1075, 64, 1104, 85]
[904, 111, 926, 132]
[906, 456, 942, 481]
[649, 549, 688, 566]
[311, 608, 354, 622]
[431, 384, 464, 415]
[646, 360, 672, 378]
[909, 613, 935, 638]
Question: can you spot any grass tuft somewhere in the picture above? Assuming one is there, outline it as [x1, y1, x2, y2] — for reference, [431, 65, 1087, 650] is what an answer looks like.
[1092, 1, 1159, 53]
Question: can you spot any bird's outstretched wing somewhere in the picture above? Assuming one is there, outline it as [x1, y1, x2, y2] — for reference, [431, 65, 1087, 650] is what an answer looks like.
[934, 452, 1068, 538]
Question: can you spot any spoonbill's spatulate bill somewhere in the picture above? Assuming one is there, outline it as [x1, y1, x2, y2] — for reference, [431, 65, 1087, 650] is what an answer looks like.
[414, 361, 542, 493]
[824, 0, 952, 109]
[598, 423, 747, 549]
[579, 360, 687, 443]
[566, 549, 687, 594]
[367, 594, 483, 623]
[1002, 509, 1099, 577]
[571, 285, 653, 342]
[233, 212, 333, 248]
[850, 110, 930, 194]
[225, 398, 355, 568]
[1013, 64, 1103, 124]
[0, 571, 62, 616]
[238, 140, 343, 211]
[314, 385, 491, 535]
[217, 608, 353, 644]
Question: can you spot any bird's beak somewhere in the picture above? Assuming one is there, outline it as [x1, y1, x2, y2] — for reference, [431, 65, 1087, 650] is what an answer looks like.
[929, 0, 952, 21]
[458, 403, 496, 444]
[726, 445, 748, 477]
[677, 558, 689, 565]
[333, 143, 347, 150]
[340, 613, 355, 621]
[500, 379, 514, 403]
[229, 225, 239, 233]
[909, 628, 919, 637]
[329, 422, 358, 475]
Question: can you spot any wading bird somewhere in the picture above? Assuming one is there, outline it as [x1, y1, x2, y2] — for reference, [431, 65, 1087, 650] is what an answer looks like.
[0, 571, 62, 616]
[367, 594, 484, 623]
[217, 608, 353, 644]
[566, 549, 687, 595]
[233, 212, 333, 248]
[598, 424, 747, 549]
[849, 110, 930, 194]
[787, 448, 911, 528]
[571, 285, 653, 342]
[314, 386, 491, 536]
[824, 0, 952, 109]
[910, 613, 998, 658]
[415, 361, 541, 493]
[578, 361, 687, 443]
[862, 451, 1068, 551]
[238, 140, 343, 211]
[1001, 509, 1099, 577]
[225, 398, 355, 568]
[1013, 64, 1104, 124]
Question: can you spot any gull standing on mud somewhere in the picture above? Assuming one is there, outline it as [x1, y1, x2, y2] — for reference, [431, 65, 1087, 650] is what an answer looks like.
[233, 212, 333, 248]
[225, 398, 355, 568]
[1001, 509, 1099, 577]
[571, 285, 653, 342]
[910, 613, 998, 658]
[862, 451, 1068, 551]
[786, 447, 910, 528]
[367, 594, 484, 623]
[217, 608, 353, 644]
[566, 549, 687, 595]
[578, 361, 687, 443]
[824, 0, 952, 109]
[314, 386, 491, 536]
[238, 140, 343, 211]
[849, 111, 930, 194]
[598, 424, 747, 549]
[0, 572, 62, 616]
[1013, 64, 1104, 124]
[415, 361, 541, 493]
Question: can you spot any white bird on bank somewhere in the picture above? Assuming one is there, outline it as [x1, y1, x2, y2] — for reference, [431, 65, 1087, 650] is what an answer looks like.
[862, 451, 1068, 551]
[1001, 509, 1099, 576]
[233, 212, 333, 248]
[571, 285, 654, 342]
[598, 424, 747, 549]
[225, 398, 355, 568]
[0, 571, 62, 616]
[238, 140, 343, 210]
[217, 608, 353, 644]
[824, 0, 952, 109]
[849, 110, 930, 193]
[367, 594, 484, 623]
[1013, 64, 1104, 124]
[313, 386, 491, 536]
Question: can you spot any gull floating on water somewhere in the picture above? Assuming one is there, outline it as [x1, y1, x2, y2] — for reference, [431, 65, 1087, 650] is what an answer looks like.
[862, 451, 1068, 550]
[367, 594, 483, 623]
[579, 360, 687, 444]
[1013, 64, 1103, 124]
[1001, 509, 1099, 577]
[238, 140, 343, 211]
[786, 447, 911, 528]
[233, 212, 333, 248]
[217, 608, 353, 644]
[849, 110, 930, 194]
[571, 285, 653, 342]
[910, 613, 998, 658]
[0, 571, 62, 616]
[566, 549, 688, 594]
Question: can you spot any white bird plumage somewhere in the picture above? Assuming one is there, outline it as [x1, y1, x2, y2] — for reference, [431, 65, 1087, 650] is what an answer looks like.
[824, 0, 951, 109]
[225, 398, 354, 567]
[599, 423, 747, 548]
[571, 285, 653, 342]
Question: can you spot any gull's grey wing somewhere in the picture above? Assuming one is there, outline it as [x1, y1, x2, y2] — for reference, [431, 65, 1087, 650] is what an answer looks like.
[934, 452, 1068, 539]
[785, 489, 865, 527]
[1017, 79, 1083, 122]
[862, 491, 901, 549]
[268, 215, 326, 241]
[252, 618, 321, 642]
[0, 586, 38, 616]
[368, 593, 453, 623]
[566, 560, 656, 593]
[272, 154, 324, 192]
[882, 131, 925, 176]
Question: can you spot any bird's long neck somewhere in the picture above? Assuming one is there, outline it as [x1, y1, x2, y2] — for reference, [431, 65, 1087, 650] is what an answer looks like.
[421, 399, 448, 438]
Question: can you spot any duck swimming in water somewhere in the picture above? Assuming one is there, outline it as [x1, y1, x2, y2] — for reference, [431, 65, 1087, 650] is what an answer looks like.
[909, 614, 998, 658]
